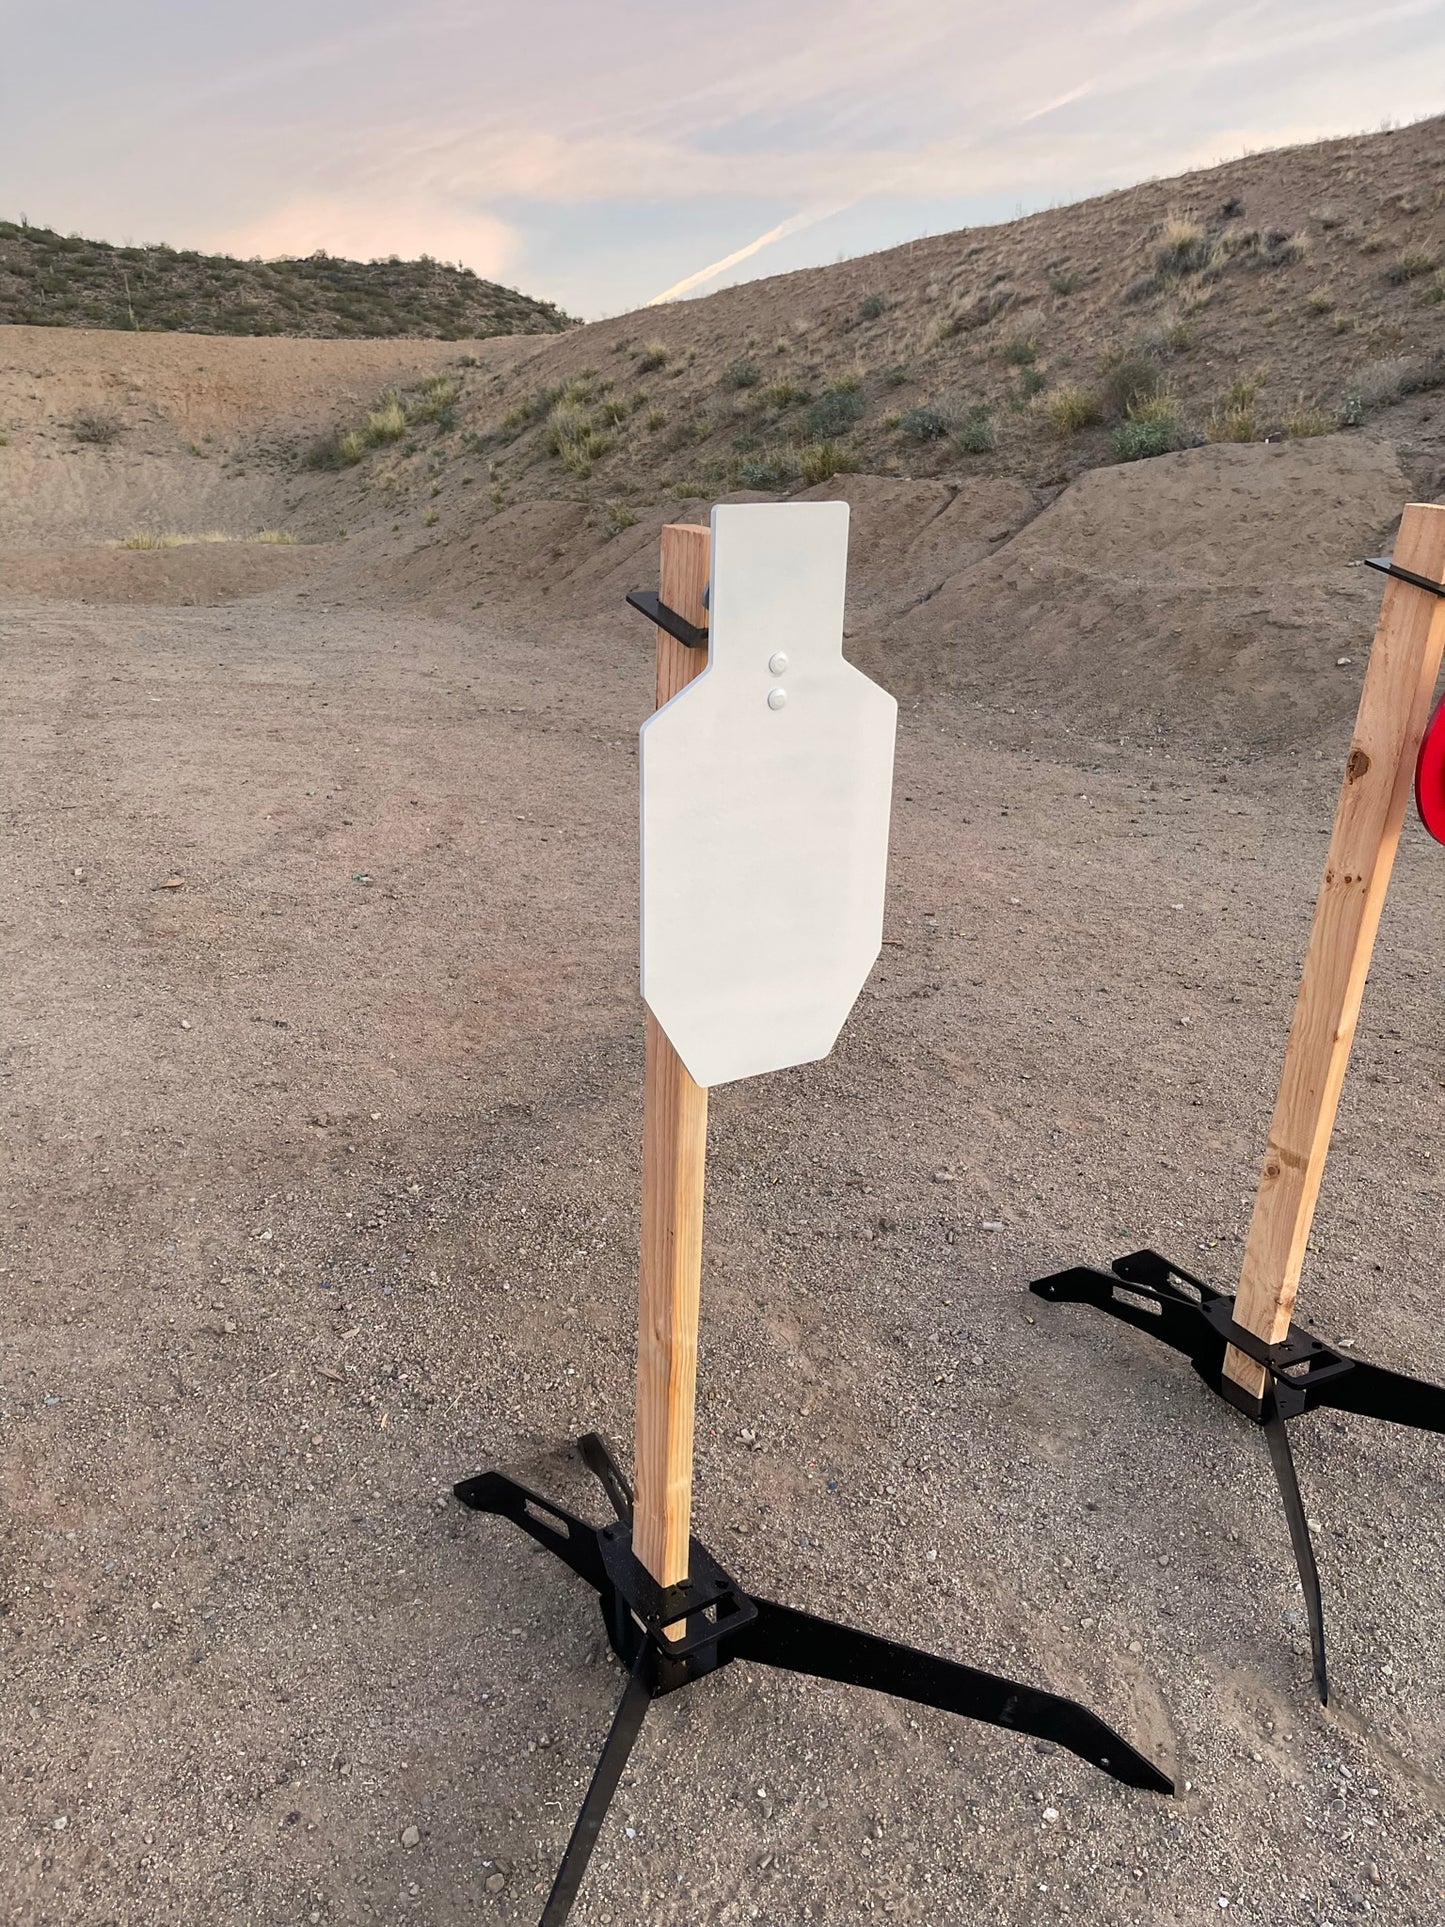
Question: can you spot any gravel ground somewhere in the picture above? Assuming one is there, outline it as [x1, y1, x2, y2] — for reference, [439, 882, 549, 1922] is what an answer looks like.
[3, 592, 1444, 1926]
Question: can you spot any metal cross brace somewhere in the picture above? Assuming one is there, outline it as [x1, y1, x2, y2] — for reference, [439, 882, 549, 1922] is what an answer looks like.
[455, 1431, 1172, 1927]
[1030, 1249, 1445, 1703]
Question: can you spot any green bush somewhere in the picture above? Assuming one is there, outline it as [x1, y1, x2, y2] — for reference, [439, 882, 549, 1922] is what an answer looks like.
[544, 398, 612, 475]
[953, 406, 996, 454]
[1000, 335, 1037, 366]
[860, 292, 890, 318]
[737, 451, 800, 489]
[805, 388, 865, 437]
[404, 373, 460, 426]
[898, 403, 951, 440]
[1113, 416, 1178, 461]
[760, 379, 809, 408]
[721, 358, 762, 389]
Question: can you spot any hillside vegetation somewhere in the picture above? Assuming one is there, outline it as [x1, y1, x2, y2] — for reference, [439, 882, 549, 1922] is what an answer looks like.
[0, 220, 573, 339]
[286, 115, 1444, 520]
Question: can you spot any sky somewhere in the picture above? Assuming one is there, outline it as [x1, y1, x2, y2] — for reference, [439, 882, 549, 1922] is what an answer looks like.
[2, 1, 1442, 320]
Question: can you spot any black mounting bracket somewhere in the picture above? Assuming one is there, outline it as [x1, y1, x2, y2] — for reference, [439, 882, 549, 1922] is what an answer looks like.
[1363, 554, 1445, 599]
[455, 1431, 1172, 1927]
[626, 587, 709, 649]
[1031, 1249, 1445, 1704]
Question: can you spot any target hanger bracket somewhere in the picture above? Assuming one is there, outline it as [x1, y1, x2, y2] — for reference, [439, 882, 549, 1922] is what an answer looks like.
[1362, 553, 1445, 598]
[626, 586, 709, 649]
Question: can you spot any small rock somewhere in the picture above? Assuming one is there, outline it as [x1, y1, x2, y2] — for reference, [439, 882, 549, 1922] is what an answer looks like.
[1042, 1807, 1059, 1824]
[52, 1816, 68, 1832]
[401, 1824, 420, 1849]
[981, 1220, 1007, 1231]
[1337, 656, 1353, 667]
[1369, 1864, 1382, 1887]
[1127, 1639, 1142, 1654]
[931, 1168, 956, 1183]
[485, 1873, 506, 1895]
[180, 1019, 192, 1031]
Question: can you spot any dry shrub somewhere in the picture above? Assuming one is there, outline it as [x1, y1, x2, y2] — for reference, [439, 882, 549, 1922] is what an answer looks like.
[799, 440, 859, 484]
[1042, 385, 1100, 434]
[1284, 397, 1336, 438]
[366, 395, 406, 445]
[73, 409, 122, 444]
[1155, 214, 1208, 274]
[1099, 351, 1164, 416]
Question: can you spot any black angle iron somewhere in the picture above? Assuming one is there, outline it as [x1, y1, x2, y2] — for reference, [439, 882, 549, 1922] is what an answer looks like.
[455, 1432, 1173, 1927]
[1030, 1249, 1445, 1704]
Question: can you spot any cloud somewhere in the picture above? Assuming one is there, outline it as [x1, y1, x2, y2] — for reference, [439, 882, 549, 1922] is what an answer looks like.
[1019, 82, 1096, 124]
[212, 193, 516, 276]
[647, 202, 856, 304]
[6, 0, 1442, 315]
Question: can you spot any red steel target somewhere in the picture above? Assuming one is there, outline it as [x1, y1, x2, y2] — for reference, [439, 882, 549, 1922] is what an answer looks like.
[1417, 697, 1445, 846]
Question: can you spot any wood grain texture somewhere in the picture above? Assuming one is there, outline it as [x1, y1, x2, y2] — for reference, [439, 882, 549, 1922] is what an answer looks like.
[634, 522, 711, 1592]
[1226, 502, 1445, 1399]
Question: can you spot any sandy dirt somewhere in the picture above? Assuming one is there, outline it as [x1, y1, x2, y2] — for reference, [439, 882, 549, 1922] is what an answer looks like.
[5, 542, 1445, 1927]
[1, 207, 1444, 1927]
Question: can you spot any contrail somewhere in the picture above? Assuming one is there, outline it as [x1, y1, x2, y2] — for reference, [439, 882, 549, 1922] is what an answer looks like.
[646, 201, 854, 305]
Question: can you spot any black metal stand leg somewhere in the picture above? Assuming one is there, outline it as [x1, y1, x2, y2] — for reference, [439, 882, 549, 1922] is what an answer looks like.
[454, 1468, 607, 1592]
[1261, 1387, 1328, 1705]
[728, 1595, 1171, 1792]
[1029, 1246, 1445, 1704]
[539, 1647, 654, 1927]
[453, 1436, 1172, 1927]
[578, 1431, 635, 1523]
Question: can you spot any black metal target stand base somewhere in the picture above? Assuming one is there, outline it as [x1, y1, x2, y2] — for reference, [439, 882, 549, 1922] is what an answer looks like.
[1031, 1249, 1445, 1705]
[455, 1432, 1172, 1927]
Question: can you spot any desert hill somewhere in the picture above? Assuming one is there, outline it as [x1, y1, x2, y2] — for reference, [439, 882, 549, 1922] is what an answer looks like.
[0, 220, 574, 339]
[2, 114, 1444, 751]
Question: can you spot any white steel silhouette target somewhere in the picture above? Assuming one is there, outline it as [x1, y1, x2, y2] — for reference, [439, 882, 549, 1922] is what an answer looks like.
[640, 502, 897, 1087]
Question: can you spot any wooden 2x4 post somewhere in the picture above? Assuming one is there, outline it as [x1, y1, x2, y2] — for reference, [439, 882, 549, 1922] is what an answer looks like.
[634, 522, 711, 1595]
[1226, 501, 1445, 1400]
